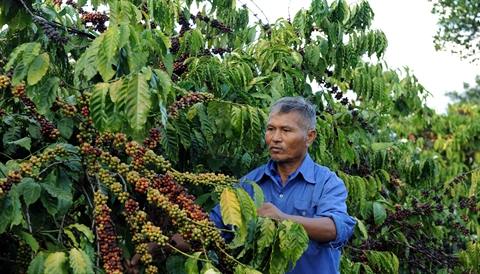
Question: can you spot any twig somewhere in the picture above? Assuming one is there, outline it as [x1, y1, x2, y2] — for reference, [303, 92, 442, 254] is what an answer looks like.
[237, 0, 265, 24]
[38, 161, 65, 177]
[25, 207, 33, 234]
[57, 212, 67, 242]
[0, 151, 14, 160]
[115, 172, 129, 192]
[167, 243, 210, 262]
[215, 242, 250, 268]
[247, 0, 270, 24]
[18, 0, 96, 39]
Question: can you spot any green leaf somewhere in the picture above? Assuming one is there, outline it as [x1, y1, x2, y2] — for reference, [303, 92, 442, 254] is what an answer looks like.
[16, 178, 41, 206]
[89, 83, 110, 131]
[257, 217, 276, 252]
[5, 43, 30, 71]
[268, 241, 288, 274]
[250, 182, 265, 208]
[373, 201, 387, 225]
[97, 25, 120, 81]
[64, 228, 79, 247]
[200, 262, 221, 274]
[469, 171, 479, 197]
[279, 220, 309, 267]
[57, 117, 74, 139]
[7, 136, 31, 150]
[19, 231, 40, 252]
[371, 142, 393, 152]
[235, 187, 257, 221]
[28, 252, 45, 274]
[234, 265, 263, 274]
[108, 79, 123, 103]
[69, 248, 94, 274]
[67, 223, 94, 243]
[355, 217, 368, 240]
[120, 71, 152, 132]
[41, 171, 72, 201]
[27, 53, 50, 85]
[44, 252, 68, 274]
[184, 252, 201, 274]
[166, 255, 187, 274]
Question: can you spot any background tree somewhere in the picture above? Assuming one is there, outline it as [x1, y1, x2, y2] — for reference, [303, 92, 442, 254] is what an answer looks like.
[446, 75, 480, 104]
[430, 0, 480, 62]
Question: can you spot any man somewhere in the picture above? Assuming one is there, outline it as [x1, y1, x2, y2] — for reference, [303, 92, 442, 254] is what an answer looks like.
[210, 97, 356, 274]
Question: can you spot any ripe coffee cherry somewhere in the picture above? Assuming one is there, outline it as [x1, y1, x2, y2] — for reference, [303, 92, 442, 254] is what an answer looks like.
[168, 92, 214, 118]
[81, 12, 109, 32]
[12, 84, 25, 97]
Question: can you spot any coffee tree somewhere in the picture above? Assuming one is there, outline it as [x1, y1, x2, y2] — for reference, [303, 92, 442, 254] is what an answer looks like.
[0, 0, 478, 273]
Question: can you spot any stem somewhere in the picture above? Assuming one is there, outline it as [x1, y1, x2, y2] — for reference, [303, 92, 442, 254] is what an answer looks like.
[237, 0, 266, 24]
[95, 222, 100, 269]
[166, 243, 210, 263]
[215, 242, 249, 269]
[18, 0, 96, 39]
[25, 207, 33, 234]
[57, 213, 67, 242]
[247, 0, 270, 24]
[115, 173, 129, 192]
[0, 151, 13, 161]
[38, 161, 65, 177]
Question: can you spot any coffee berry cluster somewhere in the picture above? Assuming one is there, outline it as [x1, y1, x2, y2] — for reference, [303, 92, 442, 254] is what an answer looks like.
[0, 75, 10, 89]
[93, 191, 124, 274]
[0, 145, 67, 197]
[81, 11, 109, 32]
[53, 98, 77, 117]
[170, 170, 234, 192]
[168, 92, 214, 118]
[13, 84, 60, 139]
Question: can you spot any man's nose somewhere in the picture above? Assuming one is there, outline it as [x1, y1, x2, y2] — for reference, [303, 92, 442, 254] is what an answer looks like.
[272, 130, 282, 142]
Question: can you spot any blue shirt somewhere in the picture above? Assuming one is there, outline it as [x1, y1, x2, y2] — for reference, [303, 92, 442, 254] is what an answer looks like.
[210, 154, 356, 274]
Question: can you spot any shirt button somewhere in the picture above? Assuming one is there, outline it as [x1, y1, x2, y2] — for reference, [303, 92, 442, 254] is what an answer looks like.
[279, 193, 284, 198]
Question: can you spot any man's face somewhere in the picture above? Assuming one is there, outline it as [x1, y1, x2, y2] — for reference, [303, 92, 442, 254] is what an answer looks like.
[265, 111, 316, 164]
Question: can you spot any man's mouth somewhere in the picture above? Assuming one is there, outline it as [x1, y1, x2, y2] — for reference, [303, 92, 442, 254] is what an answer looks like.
[269, 147, 283, 153]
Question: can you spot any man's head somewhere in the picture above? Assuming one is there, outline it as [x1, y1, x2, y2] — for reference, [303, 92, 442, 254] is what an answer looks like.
[265, 97, 317, 164]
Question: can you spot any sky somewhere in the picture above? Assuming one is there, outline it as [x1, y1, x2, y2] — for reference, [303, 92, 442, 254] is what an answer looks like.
[245, 0, 479, 113]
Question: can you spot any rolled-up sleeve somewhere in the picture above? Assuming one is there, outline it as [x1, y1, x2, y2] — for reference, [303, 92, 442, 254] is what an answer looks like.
[315, 173, 356, 248]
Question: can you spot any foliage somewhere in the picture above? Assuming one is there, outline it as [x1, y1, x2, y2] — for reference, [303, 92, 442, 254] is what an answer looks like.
[446, 75, 480, 104]
[0, 0, 478, 274]
[430, 0, 480, 62]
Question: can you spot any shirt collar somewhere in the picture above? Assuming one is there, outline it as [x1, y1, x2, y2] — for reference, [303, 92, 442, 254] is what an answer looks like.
[263, 153, 316, 184]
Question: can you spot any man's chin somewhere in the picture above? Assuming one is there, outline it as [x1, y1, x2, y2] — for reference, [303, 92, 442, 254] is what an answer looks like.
[270, 155, 286, 163]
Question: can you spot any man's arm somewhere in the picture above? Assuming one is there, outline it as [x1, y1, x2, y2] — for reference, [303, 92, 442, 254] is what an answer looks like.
[258, 203, 336, 242]
[258, 172, 356, 247]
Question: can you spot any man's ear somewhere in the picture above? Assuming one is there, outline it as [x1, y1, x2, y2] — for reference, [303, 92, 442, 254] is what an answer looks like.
[306, 129, 317, 147]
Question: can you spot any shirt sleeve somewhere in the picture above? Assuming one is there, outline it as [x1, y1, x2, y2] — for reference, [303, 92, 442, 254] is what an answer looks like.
[314, 172, 356, 249]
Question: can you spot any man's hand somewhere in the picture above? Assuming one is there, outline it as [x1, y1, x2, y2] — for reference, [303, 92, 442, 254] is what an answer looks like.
[258, 202, 337, 242]
[258, 202, 287, 220]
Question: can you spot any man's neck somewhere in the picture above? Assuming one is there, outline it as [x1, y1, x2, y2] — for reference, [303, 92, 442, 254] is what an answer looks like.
[275, 154, 307, 185]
